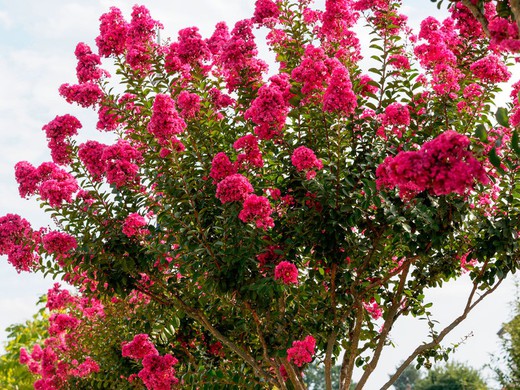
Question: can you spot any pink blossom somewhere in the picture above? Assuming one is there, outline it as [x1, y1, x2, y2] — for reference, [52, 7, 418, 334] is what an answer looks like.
[322, 0, 357, 42]
[122, 213, 148, 237]
[48, 313, 80, 335]
[323, 62, 357, 115]
[176, 27, 210, 65]
[0, 214, 33, 256]
[122, 334, 159, 360]
[244, 79, 289, 140]
[239, 194, 274, 230]
[291, 146, 323, 179]
[363, 299, 382, 320]
[215, 174, 254, 203]
[207, 22, 230, 56]
[177, 91, 201, 119]
[59, 82, 103, 108]
[96, 7, 129, 57]
[97, 105, 120, 131]
[291, 45, 329, 97]
[138, 354, 179, 390]
[376, 131, 489, 199]
[102, 140, 143, 188]
[37, 164, 79, 208]
[286, 335, 316, 367]
[46, 283, 76, 311]
[148, 94, 186, 145]
[233, 134, 263, 169]
[470, 54, 511, 84]
[382, 103, 410, 127]
[256, 245, 282, 274]
[14, 161, 40, 198]
[274, 261, 298, 285]
[253, 0, 280, 25]
[219, 19, 267, 91]
[210, 152, 237, 183]
[78, 141, 109, 181]
[43, 231, 77, 259]
[74, 42, 108, 83]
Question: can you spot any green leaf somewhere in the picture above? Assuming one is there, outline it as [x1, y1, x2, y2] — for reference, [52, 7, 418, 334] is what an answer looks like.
[488, 147, 505, 174]
[496, 107, 509, 127]
[475, 124, 487, 141]
[512, 130, 520, 157]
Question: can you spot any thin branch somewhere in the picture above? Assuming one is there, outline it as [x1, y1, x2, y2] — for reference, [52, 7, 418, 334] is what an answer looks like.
[381, 277, 504, 390]
[340, 305, 364, 389]
[285, 360, 307, 390]
[355, 262, 411, 389]
[325, 330, 338, 390]
[460, 0, 491, 38]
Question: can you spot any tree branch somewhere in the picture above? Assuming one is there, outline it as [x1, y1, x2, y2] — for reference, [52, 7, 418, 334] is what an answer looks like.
[460, 0, 491, 38]
[381, 277, 504, 390]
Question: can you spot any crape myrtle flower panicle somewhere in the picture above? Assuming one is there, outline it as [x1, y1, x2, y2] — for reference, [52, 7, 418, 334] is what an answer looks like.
[234, 134, 264, 169]
[274, 261, 298, 285]
[42, 115, 82, 165]
[37, 163, 79, 208]
[238, 194, 274, 230]
[15, 161, 40, 198]
[244, 77, 289, 140]
[470, 54, 511, 84]
[176, 26, 211, 65]
[286, 335, 316, 367]
[210, 152, 237, 183]
[102, 140, 143, 188]
[43, 231, 77, 260]
[382, 102, 411, 126]
[148, 94, 186, 145]
[96, 7, 129, 57]
[177, 91, 201, 119]
[74, 42, 108, 83]
[122, 334, 158, 360]
[322, 61, 357, 115]
[59, 82, 104, 108]
[253, 0, 280, 25]
[122, 213, 148, 237]
[291, 146, 323, 179]
[207, 22, 230, 56]
[215, 174, 254, 203]
[138, 354, 179, 389]
[78, 140, 109, 182]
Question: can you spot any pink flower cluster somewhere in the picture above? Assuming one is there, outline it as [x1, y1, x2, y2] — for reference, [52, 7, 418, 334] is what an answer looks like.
[148, 94, 187, 147]
[239, 194, 274, 229]
[122, 334, 179, 390]
[234, 134, 263, 169]
[363, 299, 383, 320]
[78, 139, 143, 187]
[376, 131, 489, 199]
[292, 45, 331, 98]
[42, 231, 77, 263]
[274, 261, 298, 285]
[42, 114, 82, 165]
[214, 172, 274, 230]
[291, 146, 323, 180]
[177, 90, 201, 119]
[244, 74, 291, 140]
[210, 152, 238, 183]
[122, 213, 149, 237]
[15, 161, 79, 208]
[469, 54, 511, 84]
[59, 82, 103, 108]
[256, 245, 282, 275]
[286, 335, 316, 367]
[218, 19, 268, 91]
[253, 0, 280, 25]
[20, 291, 103, 389]
[323, 62, 357, 115]
[74, 42, 108, 83]
[382, 102, 410, 127]
[0, 213, 39, 272]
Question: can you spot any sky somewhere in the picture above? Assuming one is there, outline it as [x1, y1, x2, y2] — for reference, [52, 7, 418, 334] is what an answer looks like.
[0, 0, 518, 387]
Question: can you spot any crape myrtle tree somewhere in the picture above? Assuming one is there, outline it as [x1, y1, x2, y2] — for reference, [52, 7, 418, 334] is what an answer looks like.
[1, 0, 520, 388]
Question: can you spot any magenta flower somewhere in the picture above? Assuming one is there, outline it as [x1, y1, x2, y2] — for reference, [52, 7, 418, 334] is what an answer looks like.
[215, 174, 254, 203]
[274, 261, 298, 285]
[286, 335, 316, 367]
[239, 194, 274, 230]
[122, 334, 158, 360]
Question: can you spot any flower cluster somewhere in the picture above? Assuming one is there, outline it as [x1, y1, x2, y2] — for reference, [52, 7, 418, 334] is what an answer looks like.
[363, 299, 383, 320]
[15, 161, 79, 207]
[286, 335, 316, 367]
[323, 62, 357, 115]
[122, 213, 149, 237]
[376, 131, 489, 199]
[42, 114, 82, 165]
[291, 146, 323, 180]
[122, 334, 179, 390]
[42, 231, 77, 263]
[274, 261, 299, 285]
[148, 93, 187, 146]
[78, 139, 143, 187]
[0, 214, 39, 272]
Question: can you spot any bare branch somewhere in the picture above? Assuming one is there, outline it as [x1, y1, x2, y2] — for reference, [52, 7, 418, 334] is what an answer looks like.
[381, 277, 504, 390]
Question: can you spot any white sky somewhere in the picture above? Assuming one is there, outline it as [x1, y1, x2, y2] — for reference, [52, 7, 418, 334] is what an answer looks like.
[0, 0, 517, 387]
